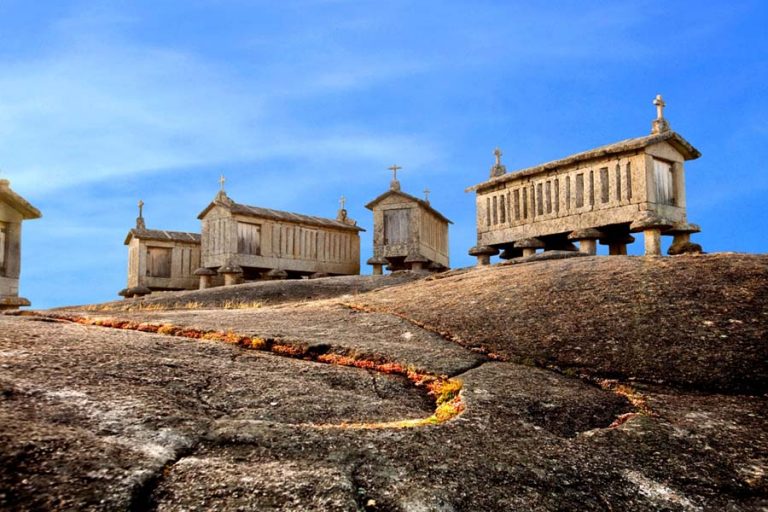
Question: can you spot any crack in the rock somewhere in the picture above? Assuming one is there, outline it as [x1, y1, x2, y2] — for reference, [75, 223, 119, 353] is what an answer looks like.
[349, 461, 376, 512]
[341, 303, 652, 425]
[30, 312, 466, 431]
[368, 371, 385, 400]
[128, 446, 197, 512]
[191, 375, 229, 418]
[447, 358, 490, 378]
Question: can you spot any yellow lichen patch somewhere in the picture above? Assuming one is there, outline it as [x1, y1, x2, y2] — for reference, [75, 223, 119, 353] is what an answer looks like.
[157, 324, 178, 335]
[598, 379, 654, 417]
[428, 378, 463, 405]
[242, 337, 267, 350]
[221, 300, 263, 310]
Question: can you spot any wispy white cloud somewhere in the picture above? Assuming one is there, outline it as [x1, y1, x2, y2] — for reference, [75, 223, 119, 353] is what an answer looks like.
[0, 5, 438, 197]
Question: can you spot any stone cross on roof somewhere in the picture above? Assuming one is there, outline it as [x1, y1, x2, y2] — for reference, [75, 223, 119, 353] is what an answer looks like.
[389, 164, 402, 191]
[136, 199, 146, 230]
[339, 195, 346, 210]
[423, 187, 431, 203]
[651, 94, 670, 134]
[653, 94, 666, 120]
[490, 147, 507, 178]
[219, 175, 226, 191]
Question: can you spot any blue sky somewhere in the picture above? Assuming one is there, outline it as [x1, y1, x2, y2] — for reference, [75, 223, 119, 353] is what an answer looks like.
[1, 0, 766, 308]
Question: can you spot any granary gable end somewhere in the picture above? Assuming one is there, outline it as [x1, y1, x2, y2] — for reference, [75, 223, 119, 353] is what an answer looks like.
[365, 166, 452, 274]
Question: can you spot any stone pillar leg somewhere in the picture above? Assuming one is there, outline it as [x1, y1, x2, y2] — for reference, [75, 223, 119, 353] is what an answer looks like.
[672, 233, 691, 246]
[223, 273, 238, 286]
[644, 228, 662, 256]
[608, 244, 627, 256]
[522, 248, 536, 258]
[578, 239, 597, 255]
[477, 254, 491, 266]
[372, 264, 383, 276]
[199, 275, 211, 290]
[411, 261, 424, 271]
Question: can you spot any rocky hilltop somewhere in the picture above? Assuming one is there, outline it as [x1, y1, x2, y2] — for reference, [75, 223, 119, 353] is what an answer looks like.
[1, 253, 766, 511]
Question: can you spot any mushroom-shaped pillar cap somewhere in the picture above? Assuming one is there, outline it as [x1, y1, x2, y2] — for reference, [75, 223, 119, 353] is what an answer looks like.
[468, 245, 500, 256]
[629, 213, 673, 233]
[117, 288, 129, 297]
[404, 254, 429, 263]
[266, 269, 288, 279]
[568, 228, 604, 241]
[218, 263, 243, 275]
[513, 238, 546, 249]
[599, 234, 636, 246]
[366, 256, 388, 265]
[127, 285, 152, 296]
[667, 222, 701, 235]
[193, 267, 217, 276]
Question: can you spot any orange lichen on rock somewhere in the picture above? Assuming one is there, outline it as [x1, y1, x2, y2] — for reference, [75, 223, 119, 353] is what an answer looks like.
[36, 312, 467, 429]
[598, 379, 654, 418]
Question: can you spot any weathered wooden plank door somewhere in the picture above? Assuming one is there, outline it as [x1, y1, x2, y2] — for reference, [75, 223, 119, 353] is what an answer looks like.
[654, 159, 674, 205]
[0, 222, 6, 275]
[237, 222, 261, 255]
[147, 247, 172, 277]
[384, 209, 410, 244]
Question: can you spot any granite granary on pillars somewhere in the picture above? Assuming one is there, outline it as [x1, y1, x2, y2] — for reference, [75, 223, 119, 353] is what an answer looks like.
[466, 96, 702, 265]
[0, 179, 41, 310]
[366, 165, 451, 274]
[196, 183, 364, 285]
[121, 201, 202, 298]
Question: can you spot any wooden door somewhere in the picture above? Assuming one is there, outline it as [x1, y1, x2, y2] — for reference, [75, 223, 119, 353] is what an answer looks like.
[147, 247, 172, 277]
[654, 159, 674, 205]
[0, 222, 6, 275]
[384, 208, 410, 244]
[237, 222, 261, 255]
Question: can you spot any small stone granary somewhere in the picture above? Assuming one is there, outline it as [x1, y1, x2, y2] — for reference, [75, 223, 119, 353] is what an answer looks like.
[0, 179, 41, 310]
[365, 165, 451, 274]
[122, 201, 201, 297]
[195, 182, 364, 285]
[466, 96, 702, 264]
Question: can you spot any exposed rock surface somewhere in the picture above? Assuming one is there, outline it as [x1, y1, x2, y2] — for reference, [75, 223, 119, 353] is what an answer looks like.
[1, 253, 766, 510]
[81, 273, 420, 312]
[353, 253, 768, 393]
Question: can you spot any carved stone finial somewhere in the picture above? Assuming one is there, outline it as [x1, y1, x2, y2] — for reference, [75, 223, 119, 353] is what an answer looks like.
[136, 199, 146, 230]
[490, 147, 507, 178]
[651, 94, 670, 134]
[389, 164, 402, 191]
[654, 94, 666, 120]
[336, 195, 348, 222]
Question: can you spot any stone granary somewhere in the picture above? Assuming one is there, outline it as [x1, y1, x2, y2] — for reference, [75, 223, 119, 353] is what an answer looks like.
[196, 185, 364, 285]
[365, 165, 451, 274]
[0, 179, 41, 310]
[466, 96, 702, 264]
[122, 201, 201, 297]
